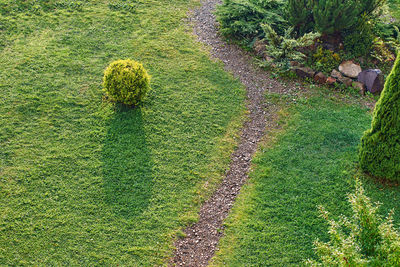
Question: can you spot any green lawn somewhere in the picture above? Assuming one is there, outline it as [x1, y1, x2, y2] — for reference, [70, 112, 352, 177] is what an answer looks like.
[211, 95, 400, 266]
[0, 0, 246, 265]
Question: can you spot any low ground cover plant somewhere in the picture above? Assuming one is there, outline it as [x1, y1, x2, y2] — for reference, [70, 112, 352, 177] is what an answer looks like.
[261, 23, 319, 69]
[103, 59, 151, 106]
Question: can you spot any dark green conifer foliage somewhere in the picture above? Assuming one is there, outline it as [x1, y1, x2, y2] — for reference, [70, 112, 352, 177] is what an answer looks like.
[286, 0, 313, 35]
[359, 55, 400, 181]
[312, 0, 359, 34]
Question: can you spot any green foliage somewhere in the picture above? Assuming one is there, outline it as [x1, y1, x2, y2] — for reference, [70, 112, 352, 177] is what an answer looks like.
[103, 59, 151, 106]
[358, 0, 387, 17]
[371, 37, 396, 63]
[216, 0, 287, 42]
[343, 17, 375, 58]
[312, 0, 359, 35]
[285, 0, 313, 35]
[307, 181, 400, 266]
[312, 46, 341, 73]
[262, 23, 319, 69]
[312, 0, 385, 35]
[359, 55, 400, 181]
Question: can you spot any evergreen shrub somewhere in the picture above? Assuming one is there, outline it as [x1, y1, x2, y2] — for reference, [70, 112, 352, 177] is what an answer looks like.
[307, 181, 400, 266]
[359, 55, 400, 181]
[285, 0, 314, 35]
[343, 17, 375, 58]
[216, 0, 287, 43]
[103, 59, 151, 106]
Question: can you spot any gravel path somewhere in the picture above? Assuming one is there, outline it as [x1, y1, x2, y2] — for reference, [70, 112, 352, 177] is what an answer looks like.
[171, 0, 296, 266]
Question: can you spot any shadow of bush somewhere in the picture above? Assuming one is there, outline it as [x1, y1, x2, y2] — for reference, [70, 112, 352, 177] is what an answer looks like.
[102, 106, 153, 218]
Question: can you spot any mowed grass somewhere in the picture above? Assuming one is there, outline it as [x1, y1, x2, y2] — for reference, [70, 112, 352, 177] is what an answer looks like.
[211, 96, 400, 266]
[0, 1, 246, 265]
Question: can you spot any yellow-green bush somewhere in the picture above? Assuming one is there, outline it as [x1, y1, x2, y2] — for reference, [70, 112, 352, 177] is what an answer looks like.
[103, 59, 151, 106]
[312, 46, 341, 73]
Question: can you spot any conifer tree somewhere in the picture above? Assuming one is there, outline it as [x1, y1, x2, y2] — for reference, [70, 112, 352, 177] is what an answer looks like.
[359, 55, 400, 181]
[286, 0, 313, 35]
[312, 0, 359, 35]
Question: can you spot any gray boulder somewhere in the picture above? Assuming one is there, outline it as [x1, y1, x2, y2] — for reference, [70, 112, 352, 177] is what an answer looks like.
[357, 69, 384, 94]
[339, 61, 362, 78]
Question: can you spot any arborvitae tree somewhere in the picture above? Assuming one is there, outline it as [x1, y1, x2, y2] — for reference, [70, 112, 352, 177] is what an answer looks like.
[359, 55, 400, 181]
[286, 0, 314, 35]
[312, 0, 359, 35]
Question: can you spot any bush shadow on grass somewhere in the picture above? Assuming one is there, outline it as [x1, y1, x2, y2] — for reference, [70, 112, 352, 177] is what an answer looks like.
[102, 105, 153, 218]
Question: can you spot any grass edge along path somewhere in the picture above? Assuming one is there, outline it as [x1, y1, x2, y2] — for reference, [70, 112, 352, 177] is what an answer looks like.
[210, 95, 400, 266]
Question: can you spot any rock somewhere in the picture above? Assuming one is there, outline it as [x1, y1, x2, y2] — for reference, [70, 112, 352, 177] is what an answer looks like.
[264, 55, 273, 62]
[331, 69, 343, 79]
[326, 77, 337, 85]
[290, 61, 303, 67]
[357, 69, 384, 94]
[314, 72, 327, 84]
[339, 61, 362, 78]
[253, 39, 266, 56]
[322, 43, 336, 51]
[352, 81, 366, 95]
[293, 67, 316, 78]
[339, 76, 354, 87]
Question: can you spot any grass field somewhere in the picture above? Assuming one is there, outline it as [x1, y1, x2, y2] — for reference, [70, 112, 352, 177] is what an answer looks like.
[211, 95, 400, 266]
[0, 0, 246, 265]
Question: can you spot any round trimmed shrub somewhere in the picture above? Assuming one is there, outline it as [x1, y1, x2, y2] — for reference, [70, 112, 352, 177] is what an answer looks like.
[359, 55, 400, 181]
[103, 59, 151, 106]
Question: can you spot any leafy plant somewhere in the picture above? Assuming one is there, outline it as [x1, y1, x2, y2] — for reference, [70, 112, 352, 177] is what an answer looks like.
[371, 37, 396, 63]
[307, 180, 400, 266]
[103, 59, 151, 106]
[312, 46, 341, 73]
[359, 54, 400, 181]
[261, 23, 319, 70]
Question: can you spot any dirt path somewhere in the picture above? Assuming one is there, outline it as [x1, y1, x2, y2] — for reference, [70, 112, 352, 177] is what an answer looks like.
[171, 0, 297, 266]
